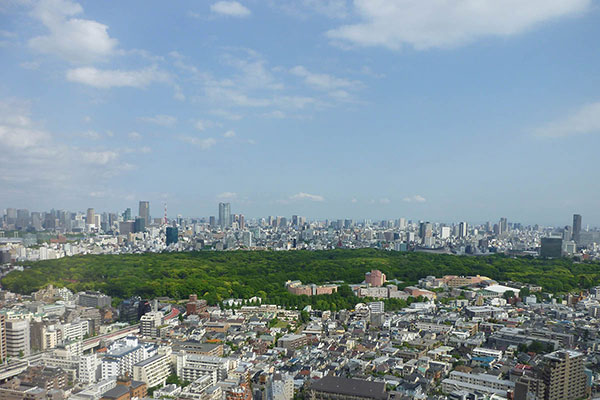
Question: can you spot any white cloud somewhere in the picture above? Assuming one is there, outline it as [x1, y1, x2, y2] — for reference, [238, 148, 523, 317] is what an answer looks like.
[535, 102, 600, 138]
[180, 136, 217, 149]
[351, 198, 358, 203]
[82, 150, 118, 165]
[290, 65, 358, 91]
[0, 99, 133, 201]
[379, 198, 390, 204]
[128, 131, 142, 140]
[139, 146, 151, 153]
[223, 130, 236, 138]
[66, 67, 169, 88]
[327, 0, 590, 50]
[29, 0, 118, 63]
[403, 194, 426, 203]
[139, 114, 177, 127]
[211, 1, 251, 17]
[290, 192, 325, 202]
[217, 192, 237, 199]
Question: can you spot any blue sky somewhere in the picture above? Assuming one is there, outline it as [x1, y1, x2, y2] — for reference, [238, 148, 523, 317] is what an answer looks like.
[1, 0, 600, 226]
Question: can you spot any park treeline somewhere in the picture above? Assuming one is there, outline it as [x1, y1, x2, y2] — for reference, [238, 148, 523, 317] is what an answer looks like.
[2, 249, 599, 310]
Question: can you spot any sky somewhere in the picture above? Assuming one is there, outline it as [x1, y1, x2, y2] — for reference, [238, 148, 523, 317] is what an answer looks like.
[1, 0, 600, 226]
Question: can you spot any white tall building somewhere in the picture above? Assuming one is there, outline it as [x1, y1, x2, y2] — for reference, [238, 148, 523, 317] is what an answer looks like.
[79, 353, 99, 384]
[6, 319, 30, 357]
[133, 347, 171, 388]
[140, 312, 164, 337]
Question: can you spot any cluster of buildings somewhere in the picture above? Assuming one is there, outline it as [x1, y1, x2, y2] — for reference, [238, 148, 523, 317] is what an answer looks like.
[0, 268, 598, 399]
[2, 205, 600, 264]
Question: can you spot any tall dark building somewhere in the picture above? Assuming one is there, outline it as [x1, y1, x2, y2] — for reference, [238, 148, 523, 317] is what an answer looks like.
[166, 227, 178, 246]
[540, 237, 562, 258]
[139, 201, 150, 226]
[134, 217, 146, 233]
[122, 208, 132, 221]
[572, 214, 582, 243]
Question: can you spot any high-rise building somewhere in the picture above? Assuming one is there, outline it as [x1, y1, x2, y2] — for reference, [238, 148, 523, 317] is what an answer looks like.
[134, 217, 146, 233]
[166, 227, 178, 246]
[541, 350, 589, 400]
[499, 217, 508, 236]
[218, 203, 231, 229]
[123, 208, 132, 221]
[540, 237, 563, 258]
[572, 214, 582, 243]
[16, 209, 29, 230]
[419, 222, 433, 242]
[458, 222, 468, 238]
[5, 208, 17, 226]
[139, 201, 150, 226]
[86, 208, 95, 226]
[209, 216, 216, 228]
[6, 319, 30, 357]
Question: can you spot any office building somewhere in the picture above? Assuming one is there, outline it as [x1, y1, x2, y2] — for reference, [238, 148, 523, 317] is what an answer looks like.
[79, 291, 112, 308]
[540, 238, 563, 258]
[86, 208, 95, 226]
[219, 202, 231, 229]
[6, 319, 30, 357]
[458, 222, 468, 238]
[122, 208, 132, 221]
[138, 201, 150, 226]
[419, 222, 432, 242]
[572, 214, 582, 243]
[166, 227, 178, 246]
[541, 350, 589, 400]
[134, 217, 146, 233]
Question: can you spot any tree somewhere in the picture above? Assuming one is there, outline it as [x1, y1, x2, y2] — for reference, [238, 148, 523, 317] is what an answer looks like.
[503, 290, 515, 301]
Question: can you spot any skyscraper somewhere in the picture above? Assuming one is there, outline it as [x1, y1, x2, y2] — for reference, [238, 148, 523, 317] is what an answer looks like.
[498, 217, 508, 235]
[86, 208, 95, 226]
[123, 208, 132, 221]
[572, 214, 582, 243]
[458, 222, 468, 238]
[139, 201, 150, 226]
[218, 202, 231, 229]
[166, 227, 178, 246]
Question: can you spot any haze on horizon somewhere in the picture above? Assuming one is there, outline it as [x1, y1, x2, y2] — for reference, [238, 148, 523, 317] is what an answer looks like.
[1, 0, 599, 226]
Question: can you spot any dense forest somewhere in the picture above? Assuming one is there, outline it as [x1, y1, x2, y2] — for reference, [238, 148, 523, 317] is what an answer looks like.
[2, 249, 599, 310]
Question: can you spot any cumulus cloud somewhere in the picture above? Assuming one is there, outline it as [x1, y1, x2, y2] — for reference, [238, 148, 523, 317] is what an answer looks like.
[180, 136, 217, 149]
[29, 0, 118, 63]
[139, 114, 177, 127]
[535, 102, 600, 138]
[403, 194, 426, 203]
[327, 0, 590, 50]
[290, 192, 325, 202]
[66, 67, 169, 88]
[223, 130, 236, 138]
[128, 131, 142, 140]
[0, 99, 134, 203]
[379, 198, 391, 204]
[210, 1, 251, 17]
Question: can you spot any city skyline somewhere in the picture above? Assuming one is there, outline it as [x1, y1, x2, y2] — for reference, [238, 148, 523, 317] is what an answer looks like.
[2, 1, 600, 224]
